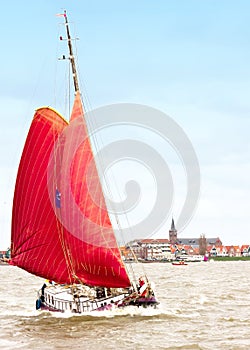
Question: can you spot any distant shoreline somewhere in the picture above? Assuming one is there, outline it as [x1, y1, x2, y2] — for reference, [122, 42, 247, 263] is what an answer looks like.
[211, 256, 250, 261]
[125, 256, 250, 263]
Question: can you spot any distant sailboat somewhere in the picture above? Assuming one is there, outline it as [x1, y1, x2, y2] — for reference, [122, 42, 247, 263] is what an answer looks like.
[10, 11, 159, 313]
[172, 261, 188, 266]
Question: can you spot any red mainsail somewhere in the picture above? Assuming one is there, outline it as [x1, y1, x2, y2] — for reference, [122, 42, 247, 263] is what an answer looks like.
[11, 92, 130, 288]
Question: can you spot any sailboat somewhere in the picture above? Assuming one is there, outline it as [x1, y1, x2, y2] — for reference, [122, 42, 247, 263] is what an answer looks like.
[10, 11, 159, 314]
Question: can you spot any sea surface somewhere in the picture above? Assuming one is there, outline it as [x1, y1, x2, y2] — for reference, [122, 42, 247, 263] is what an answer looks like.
[0, 261, 249, 349]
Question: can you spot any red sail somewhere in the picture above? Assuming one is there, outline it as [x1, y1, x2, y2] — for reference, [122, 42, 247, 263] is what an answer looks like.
[11, 93, 130, 288]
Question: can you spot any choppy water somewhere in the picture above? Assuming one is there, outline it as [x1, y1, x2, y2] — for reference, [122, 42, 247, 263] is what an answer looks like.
[0, 261, 249, 349]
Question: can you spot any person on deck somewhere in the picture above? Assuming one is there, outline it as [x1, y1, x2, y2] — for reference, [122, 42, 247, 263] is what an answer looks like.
[138, 277, 148, 297]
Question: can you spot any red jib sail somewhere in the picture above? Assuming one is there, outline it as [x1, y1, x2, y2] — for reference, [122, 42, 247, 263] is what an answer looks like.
[11, 92, 130, 288]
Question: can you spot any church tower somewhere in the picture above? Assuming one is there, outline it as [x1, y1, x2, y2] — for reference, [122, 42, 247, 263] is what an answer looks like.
[169, 218, 178, 244]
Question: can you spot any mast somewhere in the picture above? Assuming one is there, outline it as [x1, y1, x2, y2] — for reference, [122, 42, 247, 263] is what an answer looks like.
[62, 10, 80, 93]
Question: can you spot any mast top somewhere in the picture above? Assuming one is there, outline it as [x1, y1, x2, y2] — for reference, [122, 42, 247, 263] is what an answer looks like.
[62, 10, 80, 93]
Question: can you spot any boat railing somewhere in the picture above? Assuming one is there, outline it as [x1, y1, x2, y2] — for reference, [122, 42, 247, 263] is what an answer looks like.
[43, 291, 96, 312]
[42, 288, 127, 312]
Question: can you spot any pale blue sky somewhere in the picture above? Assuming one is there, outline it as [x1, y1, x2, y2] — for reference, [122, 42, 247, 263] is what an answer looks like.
[1, 0, 250, 249]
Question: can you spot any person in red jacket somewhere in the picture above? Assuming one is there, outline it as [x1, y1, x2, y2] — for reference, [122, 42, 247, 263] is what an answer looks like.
[138, 276, 147, 297]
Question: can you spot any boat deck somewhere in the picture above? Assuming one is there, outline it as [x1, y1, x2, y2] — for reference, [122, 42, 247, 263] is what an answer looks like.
[40, 284, 129, 313]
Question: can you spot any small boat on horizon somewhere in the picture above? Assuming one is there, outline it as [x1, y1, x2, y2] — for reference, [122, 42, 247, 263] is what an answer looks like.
[172, 261, 188, 266]
[0, 258, 10, 266]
